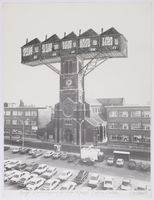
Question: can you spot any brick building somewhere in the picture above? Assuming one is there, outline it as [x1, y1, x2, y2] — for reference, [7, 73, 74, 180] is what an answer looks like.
[105, 105, 150, 147]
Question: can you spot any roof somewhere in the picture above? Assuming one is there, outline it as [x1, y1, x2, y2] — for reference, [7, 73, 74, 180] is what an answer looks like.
[79, 29, 98, 37]
[22, 38, 40, 47]
[105, 105, 150, 108]
[97, 98, 124, 106]
[86, 98, 102, 106]
[62, 32, 78, 40]
[85, 115, 106, 127]
[101, 27, 120, 35]
[42, 34, 60, 44]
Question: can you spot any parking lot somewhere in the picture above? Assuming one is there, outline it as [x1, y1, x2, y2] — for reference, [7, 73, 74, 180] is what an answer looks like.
[4, 145, 151, 192]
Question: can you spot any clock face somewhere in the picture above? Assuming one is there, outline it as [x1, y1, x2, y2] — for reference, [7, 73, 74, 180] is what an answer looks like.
[66, 79, 72, 87]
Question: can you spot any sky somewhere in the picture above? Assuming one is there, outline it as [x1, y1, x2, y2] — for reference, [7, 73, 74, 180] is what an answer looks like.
[2, 1, 151, 107]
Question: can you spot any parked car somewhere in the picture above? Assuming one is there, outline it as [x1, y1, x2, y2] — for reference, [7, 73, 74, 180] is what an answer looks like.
[127, 160, 137, 170]
[41, 167, 57, 179]
[12, 147, 22, 153]
[33, 164, 48, 175]
[28, 148, 37, 155]
[4, 159, 14, 168]
[88, 173, 100, 188]
[15, 162, 27, 170]
[20, 147, 30, 154]
[106, 157, 114, 166]
[58, 170, 73, 181]
[73, 170, 89, 185]
[44, 151, 54, 158]
[134, 183, 148, 191]
[116, 158, 124, 167]
[137, 162, 150, 172]
[10, 171, 30, 184]
[5, 160, 22, 170]
[40, 179, 60, 190]
[102, 177, 114, 190]
[17, 173, 38, 188]
[4, 170, 19, 182]
[4, 145, 10, 151]
[9, 171, 23, 184]
[60, 152, 68, 160]
[24, 162, 39, 173]
[52, 152, 61, 159]
[32, 150, 43, 158]
[119, 178, 132, 191]
[25, 177, 46, 190]
[60, 181, 77, 191]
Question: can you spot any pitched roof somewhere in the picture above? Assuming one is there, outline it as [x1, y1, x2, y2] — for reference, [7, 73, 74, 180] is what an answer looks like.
[62, 32, 78, 40]
[42, 34, 60, 43]
[22, 38, 40, 47]
[85, 115, 106, 127]
[97, 98, 124, 106]
[79, 29, 98, 37]
[101, 27, 120, 36]
[86, 98, 102, 106]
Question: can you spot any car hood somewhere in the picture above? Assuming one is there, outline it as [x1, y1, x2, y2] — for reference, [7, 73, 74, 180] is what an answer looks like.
[121, 185, 130, 190]
[89, 180, 98, 185]
[104, 183, 113, 188]
[26, 185, 36, 190]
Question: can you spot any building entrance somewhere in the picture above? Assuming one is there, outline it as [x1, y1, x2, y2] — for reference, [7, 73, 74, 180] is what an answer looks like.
[64, 128, 73, 143]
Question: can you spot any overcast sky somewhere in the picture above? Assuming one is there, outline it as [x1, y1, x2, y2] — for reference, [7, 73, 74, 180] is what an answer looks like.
[2, 2, 151, 107]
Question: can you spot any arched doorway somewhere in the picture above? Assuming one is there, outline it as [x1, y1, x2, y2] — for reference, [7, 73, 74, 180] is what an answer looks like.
[64, 128, 73, 143]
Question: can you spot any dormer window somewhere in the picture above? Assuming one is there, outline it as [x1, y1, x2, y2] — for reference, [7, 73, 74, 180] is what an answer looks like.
[79, 38, 90, 48]
[62, 40, 72, 49]
[42, 43, 52, 53]
[92, 40, 97, 45]
[34, 46, 39, 53]
[23, 46, 33, 56]
[53, 44, 59, 50]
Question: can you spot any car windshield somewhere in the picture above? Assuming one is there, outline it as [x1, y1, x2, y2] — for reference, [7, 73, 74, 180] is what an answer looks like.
[105, 181, 112, 184]
[14, 175, 19, 178]
[122, 181, 130, 186]
[29, 181, 35, 185]
[61, 172, 67, 176]
[91, 176, 98, 180]
[20, 178, 26, 181]
[61, 187, 67, 190]
[44, 183, 50, 187]
[108, 158, 113, 161]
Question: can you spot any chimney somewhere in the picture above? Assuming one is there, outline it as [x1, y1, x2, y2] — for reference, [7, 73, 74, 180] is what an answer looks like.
[79, 29, 81, 36]
[45, 35, 47, 40]
[64, 32, 66, 37]
[26, 38, 28, 44]
[101, 28, 103, 33]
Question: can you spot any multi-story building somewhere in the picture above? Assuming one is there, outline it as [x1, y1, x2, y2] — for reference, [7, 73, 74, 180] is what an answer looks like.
[105, 105, 150, 147]
[4, 103, 52, 138]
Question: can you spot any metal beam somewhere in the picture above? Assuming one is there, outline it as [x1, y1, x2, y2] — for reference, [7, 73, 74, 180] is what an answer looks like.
[40, 60, 60, 75]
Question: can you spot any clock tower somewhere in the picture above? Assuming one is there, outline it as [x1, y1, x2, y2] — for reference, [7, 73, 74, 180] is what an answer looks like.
[54, 55, 86, 145]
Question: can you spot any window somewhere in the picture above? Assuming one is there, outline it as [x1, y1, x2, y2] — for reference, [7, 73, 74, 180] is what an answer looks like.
[142, 111, 150, 118]
[17, 111, 23, 116]
[34, 46, 39, 53]
[132, 135, 142, 143]
[62, 40, 72, 49]
[142, 136, 150, 143]
[118, 111, 128, 117]
[12, 111, 17, 116]
[142, 124, 150, 130]
[131, 111, 141, 117]
[109, 111, 118, 117]
[12, 120, 17, 125]
[53, 44, 59, 50]
[108, 123, 118, 129]
[102, 37, 113, 46]
[72, 42, 76, 48]
[92, 40, 97, 45]
[79, 38, 90, 48]
[110, 135, 129, 142]
[42, 43, 52, 53]
[5, 119, 11, 125]
[119, 123, 129, 130]
[64, 119, 72, 125]
[131, 123, 141, 130]
[114, 38, 119, 45]
[31, 111, 37, 117]
[5, 111, 11, 116]
[23, 46, 33, 56]
[25, 111, 31, 116]
[25, 120, 30, 126]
